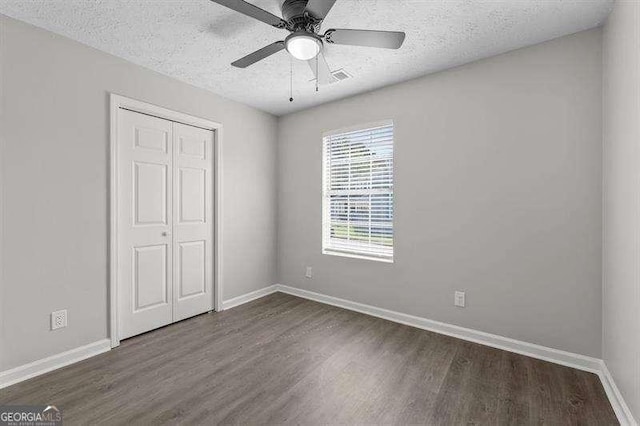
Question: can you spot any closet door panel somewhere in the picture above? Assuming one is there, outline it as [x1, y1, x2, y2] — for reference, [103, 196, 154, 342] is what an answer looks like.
[172, 122, 214, 321]
[118, 109, 173, 340]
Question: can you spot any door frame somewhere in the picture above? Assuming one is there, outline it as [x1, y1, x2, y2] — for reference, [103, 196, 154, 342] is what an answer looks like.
[109, 93, 223, 348]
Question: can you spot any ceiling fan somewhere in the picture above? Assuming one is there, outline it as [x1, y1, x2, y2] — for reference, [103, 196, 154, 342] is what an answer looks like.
[210, 0, 406, 86]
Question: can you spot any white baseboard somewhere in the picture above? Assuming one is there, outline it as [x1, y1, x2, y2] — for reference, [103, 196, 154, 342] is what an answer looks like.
[0, 284, 282, 390]
[2, 285, 634, 426]
[276, 284, 602, 373]
[0, 339, 111, 389]
[222, 284, 279, 310]
[598, 361, 638, 426]
[275, 284, 635, 426]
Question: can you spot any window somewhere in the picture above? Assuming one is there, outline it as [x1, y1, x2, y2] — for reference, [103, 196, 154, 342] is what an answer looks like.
[322, 122, 394, 262]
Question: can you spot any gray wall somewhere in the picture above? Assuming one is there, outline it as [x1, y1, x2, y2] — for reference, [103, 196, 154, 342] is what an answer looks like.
[277, 29, 603, 357]
[603, 1, 640, 421]
[0, 14, 278, 371]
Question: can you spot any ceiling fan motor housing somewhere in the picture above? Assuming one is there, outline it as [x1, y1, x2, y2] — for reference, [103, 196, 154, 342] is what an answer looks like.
[282, 0, 321, 31]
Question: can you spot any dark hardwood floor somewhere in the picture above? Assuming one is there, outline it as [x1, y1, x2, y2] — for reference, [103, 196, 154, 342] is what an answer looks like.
[0, 293, 618, 425]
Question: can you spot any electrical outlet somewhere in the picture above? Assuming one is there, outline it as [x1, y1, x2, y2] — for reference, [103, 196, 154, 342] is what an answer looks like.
[305, 266, 313, 278]
[51, 309, 67, 330]
[454, 291, 465, 308]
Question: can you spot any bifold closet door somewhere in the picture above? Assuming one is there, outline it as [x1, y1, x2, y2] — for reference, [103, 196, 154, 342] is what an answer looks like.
[172, 122, 214, 321]
[118, 109, 214, 340]
[118, 109, 174, 340]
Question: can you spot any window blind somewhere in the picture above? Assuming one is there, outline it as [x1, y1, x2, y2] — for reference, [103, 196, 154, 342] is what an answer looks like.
[322, 122, 394, 261]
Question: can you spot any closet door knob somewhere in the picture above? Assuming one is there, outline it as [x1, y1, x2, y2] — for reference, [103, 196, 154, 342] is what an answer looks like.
[162, 231, 171, 237]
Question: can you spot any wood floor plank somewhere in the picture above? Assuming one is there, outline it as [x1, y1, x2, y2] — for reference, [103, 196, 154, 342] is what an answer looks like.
[0, 293, 618, 425]
[495, 351, 531, 424]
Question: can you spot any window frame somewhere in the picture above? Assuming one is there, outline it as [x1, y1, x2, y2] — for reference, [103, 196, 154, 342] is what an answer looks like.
[321, 120, 395, 263]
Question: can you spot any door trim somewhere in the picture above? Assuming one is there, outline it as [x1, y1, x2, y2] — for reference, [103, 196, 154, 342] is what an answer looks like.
[109, 94, 223, 348]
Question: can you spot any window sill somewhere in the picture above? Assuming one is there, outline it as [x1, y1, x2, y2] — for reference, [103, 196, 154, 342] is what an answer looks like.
[323, 249, 394, 264]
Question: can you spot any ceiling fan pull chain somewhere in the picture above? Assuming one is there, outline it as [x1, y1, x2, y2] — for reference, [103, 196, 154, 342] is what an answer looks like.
[289, 55, 294, 102]
[315, 57, 318, 92]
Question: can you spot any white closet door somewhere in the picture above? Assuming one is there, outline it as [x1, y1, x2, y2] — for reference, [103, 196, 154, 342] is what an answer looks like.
[172, 122, 214, 321]
[118, 109, 174, 339]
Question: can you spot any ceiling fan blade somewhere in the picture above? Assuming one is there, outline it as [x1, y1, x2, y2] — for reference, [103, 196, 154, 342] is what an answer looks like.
[304, 0, 338, 20]
[231, 41, 285, 68]
[307, 52, 338, 85]
[325, 29, 405, 49]
[210, 0, 287, 28]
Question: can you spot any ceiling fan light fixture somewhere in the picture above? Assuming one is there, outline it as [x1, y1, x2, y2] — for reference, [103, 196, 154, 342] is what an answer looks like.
[285, 32, 322, 61]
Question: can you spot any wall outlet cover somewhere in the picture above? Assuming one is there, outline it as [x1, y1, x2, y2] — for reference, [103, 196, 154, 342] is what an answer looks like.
[454, 291, 466, 308]
[51, 309, 67, 330]
[305, 266, 313, 278]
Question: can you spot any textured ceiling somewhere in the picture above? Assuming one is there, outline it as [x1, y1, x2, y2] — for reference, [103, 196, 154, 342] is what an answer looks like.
[0, 0, 613, 116]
